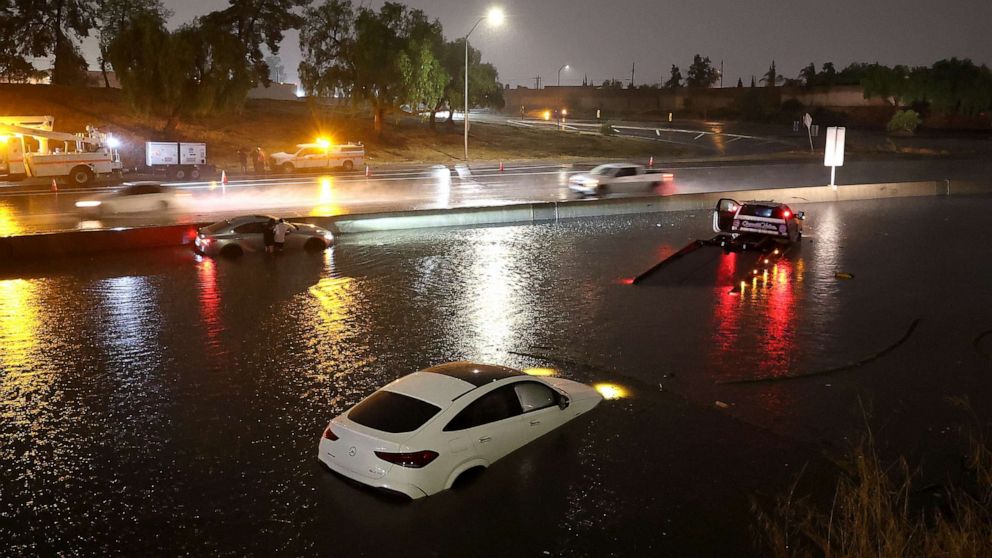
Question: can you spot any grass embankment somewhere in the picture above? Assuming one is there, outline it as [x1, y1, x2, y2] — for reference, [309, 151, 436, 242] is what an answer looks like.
[0, 84, 682, 169]
[755, 429, 992, 557]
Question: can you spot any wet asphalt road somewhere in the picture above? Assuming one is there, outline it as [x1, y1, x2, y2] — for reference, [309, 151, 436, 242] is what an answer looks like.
[1, 195, 991, 556]
[0, 156, 990, 235]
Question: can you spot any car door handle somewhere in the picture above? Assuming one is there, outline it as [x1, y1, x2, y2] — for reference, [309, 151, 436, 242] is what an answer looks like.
[529, 420, 541, 426]
[479, 436, 491, 443]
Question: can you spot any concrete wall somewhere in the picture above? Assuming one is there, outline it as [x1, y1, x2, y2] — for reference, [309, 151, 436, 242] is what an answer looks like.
[1, 180, 987, 262]
[503, 84, 887, 118]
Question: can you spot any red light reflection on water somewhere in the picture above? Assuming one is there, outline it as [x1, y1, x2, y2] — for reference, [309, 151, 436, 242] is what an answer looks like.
[196, 257, 225, 360]
[710, 254, 802, 386]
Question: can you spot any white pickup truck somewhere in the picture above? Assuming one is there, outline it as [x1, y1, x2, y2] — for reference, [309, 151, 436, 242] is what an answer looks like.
[270, 143, 364, 173]
[568, 163, 673, 196]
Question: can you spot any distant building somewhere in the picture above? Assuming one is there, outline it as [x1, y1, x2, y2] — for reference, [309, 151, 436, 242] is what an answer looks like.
[248, 82, 300, 101]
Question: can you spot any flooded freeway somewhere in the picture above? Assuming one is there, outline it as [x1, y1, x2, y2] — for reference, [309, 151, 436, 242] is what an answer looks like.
[1, 195, 991, 556]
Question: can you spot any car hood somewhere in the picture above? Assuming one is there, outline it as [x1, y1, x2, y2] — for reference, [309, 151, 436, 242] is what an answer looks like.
[270, 152, 293, 160]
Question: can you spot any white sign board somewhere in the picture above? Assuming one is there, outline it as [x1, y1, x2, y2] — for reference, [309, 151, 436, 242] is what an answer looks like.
[145, 141, 179, 166]
[824, 126, 846, 167]
[803, 113, 813, 128]
[178, 142, 207, 165]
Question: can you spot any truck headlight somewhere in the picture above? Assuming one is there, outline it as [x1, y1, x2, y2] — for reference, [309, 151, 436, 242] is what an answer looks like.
[75, 200, 102, 208]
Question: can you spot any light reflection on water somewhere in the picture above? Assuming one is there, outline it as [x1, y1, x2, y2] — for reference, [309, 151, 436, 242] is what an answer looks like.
[1, 199, 966, 555]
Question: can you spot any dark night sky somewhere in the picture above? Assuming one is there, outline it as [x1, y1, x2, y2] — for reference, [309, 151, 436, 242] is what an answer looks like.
[80, 0, 992, 88]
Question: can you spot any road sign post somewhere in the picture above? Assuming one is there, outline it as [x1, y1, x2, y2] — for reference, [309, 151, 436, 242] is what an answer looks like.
[824, 126, 846, 190]
[803, 113, 814, 153]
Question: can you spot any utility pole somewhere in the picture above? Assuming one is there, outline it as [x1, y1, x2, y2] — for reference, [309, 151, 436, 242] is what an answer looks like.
[533, 76, 542, 89]
[630, 61, 635, 87]
[720, 60, 724, 88]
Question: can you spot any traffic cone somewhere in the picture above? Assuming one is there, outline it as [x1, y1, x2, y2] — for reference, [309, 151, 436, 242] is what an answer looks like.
[365, 165, 371, 177]
[51, 178, 58, 192]
[221, 170, 228, 185]
[499, 161, 504, 173]
[648, 156, 654, 168]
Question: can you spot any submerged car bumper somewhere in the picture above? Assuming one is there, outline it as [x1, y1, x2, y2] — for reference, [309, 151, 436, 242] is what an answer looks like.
[317, 440, 428, 499]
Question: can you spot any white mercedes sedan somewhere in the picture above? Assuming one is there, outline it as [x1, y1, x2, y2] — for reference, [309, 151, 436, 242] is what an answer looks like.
[318, 362, 603, 499]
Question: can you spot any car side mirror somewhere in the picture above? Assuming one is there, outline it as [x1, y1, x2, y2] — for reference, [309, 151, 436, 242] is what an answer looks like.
[796, 211, 806, 220]
[558, 393, 570, 410]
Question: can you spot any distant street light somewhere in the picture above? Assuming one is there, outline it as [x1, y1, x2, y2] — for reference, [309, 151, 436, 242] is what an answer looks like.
[557, 64, 569, 86]
[464, 6, 504, 161]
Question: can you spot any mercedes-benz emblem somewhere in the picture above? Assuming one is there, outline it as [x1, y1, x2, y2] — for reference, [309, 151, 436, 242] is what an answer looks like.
[348, 446, 357, 456]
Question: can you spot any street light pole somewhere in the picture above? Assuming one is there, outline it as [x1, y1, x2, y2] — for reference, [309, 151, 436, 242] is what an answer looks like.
[464, 7, 504, 162]
[557, 64, 569, 86]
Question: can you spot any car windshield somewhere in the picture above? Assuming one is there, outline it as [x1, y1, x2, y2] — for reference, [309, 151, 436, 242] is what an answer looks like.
[202, 220, 231, 233]
[348, 390, 442, 433]
[589, 165, 614, 176]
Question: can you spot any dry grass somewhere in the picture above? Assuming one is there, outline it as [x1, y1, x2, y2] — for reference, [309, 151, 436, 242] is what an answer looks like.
[0, 84, 683, 168]
[753, 429, 992, 558]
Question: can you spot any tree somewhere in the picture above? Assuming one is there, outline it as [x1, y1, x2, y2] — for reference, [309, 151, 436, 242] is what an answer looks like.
[397, 40, 447, 120]
[750, 75, 756, 88]
[799, 63, 817, 87]
[861, 63, 909, 107]
[7, 0, 99, 85]
[686, 55, 718, 88]
[737, 77, 743, 88]
[299, 0, 454, 135]
[761, 60, 782, 87]
[434, 38, 502, 128]
[203, 0, 310, 87]
[663, 64, 682, 88]
[96, 0, 170, 88]
[107, 13, 254, 133]
[819, 62, 837, 86]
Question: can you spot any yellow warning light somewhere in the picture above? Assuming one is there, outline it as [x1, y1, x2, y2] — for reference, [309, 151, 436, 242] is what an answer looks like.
[594, 383, 628, 400]
[543, 110, 551, 121]
[316, 137, 331, 148]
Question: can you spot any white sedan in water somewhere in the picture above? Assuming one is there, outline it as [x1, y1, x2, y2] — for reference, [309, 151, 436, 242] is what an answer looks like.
[318, 362, 603, 499]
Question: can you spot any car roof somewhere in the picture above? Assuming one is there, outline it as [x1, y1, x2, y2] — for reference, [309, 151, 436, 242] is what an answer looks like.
[228, 214, 280, 225]
[742, 200, 787, 208]
[423, 361, 524, 387]
[383, 371, 477, 406]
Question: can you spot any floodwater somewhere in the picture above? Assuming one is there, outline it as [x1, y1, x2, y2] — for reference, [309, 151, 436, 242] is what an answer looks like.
[1, 195, 991, 556]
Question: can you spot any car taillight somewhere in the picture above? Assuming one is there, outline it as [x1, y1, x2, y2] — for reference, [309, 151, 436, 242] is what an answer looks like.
[374, 450, 439, 469]
[782, 210, 792, 219]
[322, 424, 339, 441]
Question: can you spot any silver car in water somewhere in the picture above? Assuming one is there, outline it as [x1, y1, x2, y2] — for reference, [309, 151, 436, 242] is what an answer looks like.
[194, 214, 334, 257]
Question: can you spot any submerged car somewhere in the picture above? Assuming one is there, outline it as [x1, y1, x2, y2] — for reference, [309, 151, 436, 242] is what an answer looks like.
[713, 198, 804, 243]
[194, 214, 334, 257]
[318, 362, 603, 499]
[75, 181, 189, 215]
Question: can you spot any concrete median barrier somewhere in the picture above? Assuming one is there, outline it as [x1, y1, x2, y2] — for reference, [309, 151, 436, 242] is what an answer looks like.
[0, 180, 989, 261]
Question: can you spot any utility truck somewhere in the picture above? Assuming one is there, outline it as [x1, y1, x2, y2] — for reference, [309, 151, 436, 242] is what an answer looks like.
[0, 115, 122, 186]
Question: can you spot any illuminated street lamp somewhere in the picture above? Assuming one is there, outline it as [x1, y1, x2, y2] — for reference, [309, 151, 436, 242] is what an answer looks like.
[557, 64, 569, 86]
[464, 6, 504, 161]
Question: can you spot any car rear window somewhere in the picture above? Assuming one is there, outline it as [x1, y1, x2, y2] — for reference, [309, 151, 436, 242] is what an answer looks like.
[738, 205, 776, 218]
[348, 390, 442, 433]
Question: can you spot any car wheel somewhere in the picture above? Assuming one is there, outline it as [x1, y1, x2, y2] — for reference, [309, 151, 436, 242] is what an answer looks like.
[304, 238, 327, 252]
[190, 168, 201, 180]
[451, 466, 486, 490]
[174, 167, 187, 180]
[69, 166, 94, 186]
[282, 162, 295, 173]
[342, 160, 354, 171]
[220, 244, 243, 258]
